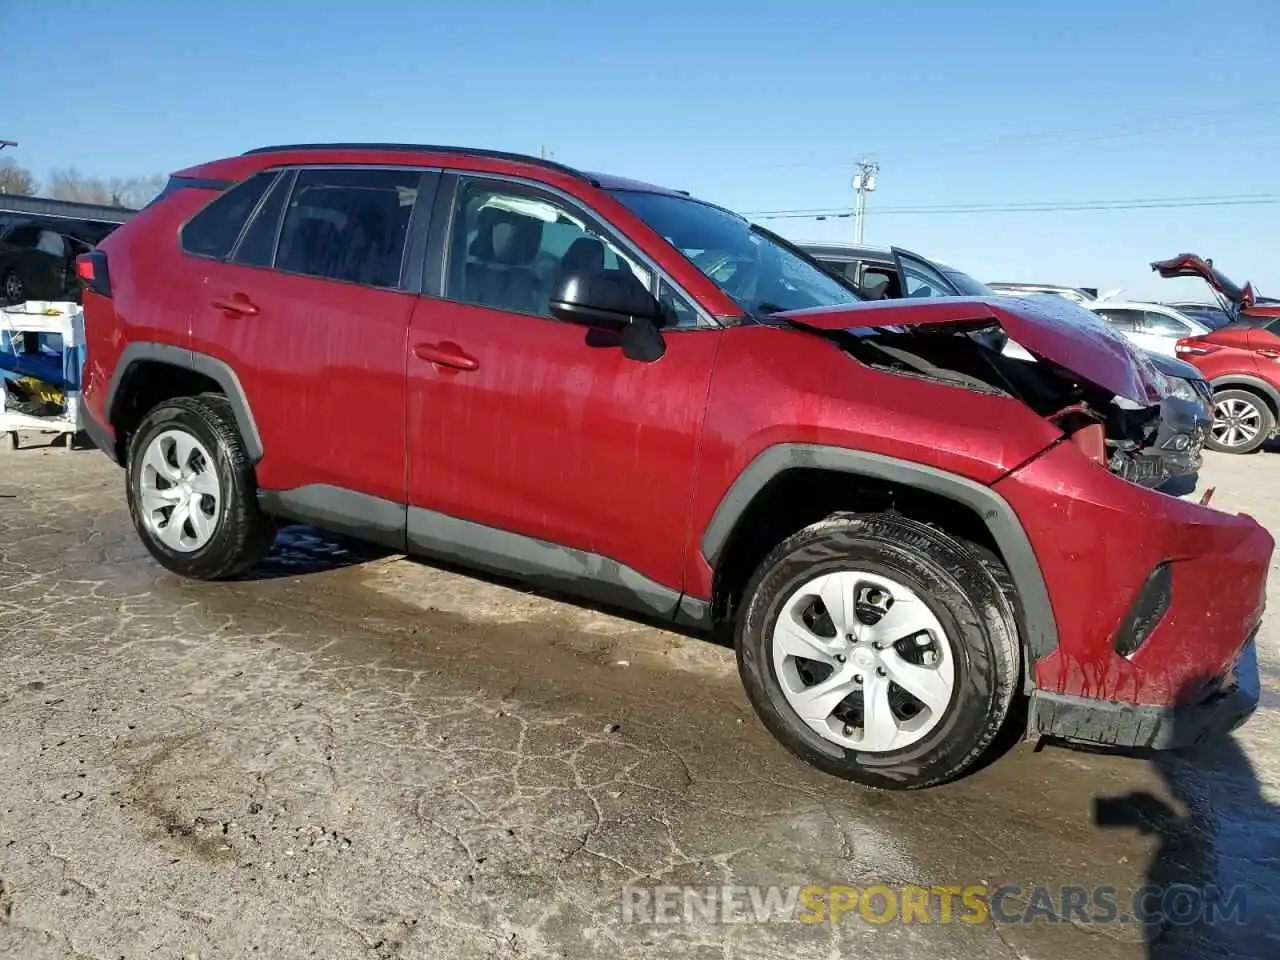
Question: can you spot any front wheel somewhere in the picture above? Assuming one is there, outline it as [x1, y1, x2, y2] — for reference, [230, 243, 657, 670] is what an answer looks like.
[126, 394, 275, 579]
[735, 513, 1020, 790]
[1206, 389, 1274, 454]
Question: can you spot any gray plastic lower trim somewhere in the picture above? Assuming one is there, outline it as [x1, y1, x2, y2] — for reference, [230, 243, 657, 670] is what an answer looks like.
[699, 443, 1059, 660]
[407, 506, 682, 618]
[105, 342, 264, 462]
[259, 485, 406, 551]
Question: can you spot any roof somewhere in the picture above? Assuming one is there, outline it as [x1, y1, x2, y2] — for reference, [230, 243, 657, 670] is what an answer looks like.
[586, 171, 691, 197]
[0, 193, 136, 224]
[799, 242, 891, 259]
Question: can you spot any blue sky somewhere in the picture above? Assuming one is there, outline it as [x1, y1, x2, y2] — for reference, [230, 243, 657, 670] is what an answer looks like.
[7, 0, 1278, 300]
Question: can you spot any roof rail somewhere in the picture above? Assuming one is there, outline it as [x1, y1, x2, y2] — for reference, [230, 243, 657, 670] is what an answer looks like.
[241, 143, 599, 186]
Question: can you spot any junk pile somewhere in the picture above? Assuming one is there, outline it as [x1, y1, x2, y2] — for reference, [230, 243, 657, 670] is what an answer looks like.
[0, 301, 84, 450]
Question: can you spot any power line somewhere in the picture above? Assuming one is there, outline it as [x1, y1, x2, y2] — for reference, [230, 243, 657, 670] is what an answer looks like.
[747, 99, 1280, 171]
[747, 193, 1280, 221]
[745, 192, 1280, 217]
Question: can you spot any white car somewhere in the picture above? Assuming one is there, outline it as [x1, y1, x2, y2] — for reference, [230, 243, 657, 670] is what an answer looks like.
[1083, 300, 1213, 357]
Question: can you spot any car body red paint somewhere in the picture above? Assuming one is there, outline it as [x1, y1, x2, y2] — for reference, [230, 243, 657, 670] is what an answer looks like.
[76, 146, 1271, 766]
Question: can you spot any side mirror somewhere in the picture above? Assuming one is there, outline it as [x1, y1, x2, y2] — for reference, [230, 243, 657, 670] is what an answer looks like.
[549, 269, 668, 362]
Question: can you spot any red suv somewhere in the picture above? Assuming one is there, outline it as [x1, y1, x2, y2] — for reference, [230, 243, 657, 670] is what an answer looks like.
[76, 145, 1271, 788]
[1154, 253, 1280, 453]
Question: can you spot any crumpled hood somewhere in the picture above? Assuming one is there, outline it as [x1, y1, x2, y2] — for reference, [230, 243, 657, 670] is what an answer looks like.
[780, 295, 1165, 404]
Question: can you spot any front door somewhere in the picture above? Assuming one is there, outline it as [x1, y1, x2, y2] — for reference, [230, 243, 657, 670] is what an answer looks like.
[404, 175, 720, 601]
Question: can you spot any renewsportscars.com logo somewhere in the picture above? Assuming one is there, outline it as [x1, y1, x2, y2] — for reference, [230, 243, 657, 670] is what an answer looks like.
[621, 883, 1248, 926]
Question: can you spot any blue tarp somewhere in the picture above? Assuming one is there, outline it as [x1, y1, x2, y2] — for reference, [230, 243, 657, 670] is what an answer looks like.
[0, 332, 83, 392]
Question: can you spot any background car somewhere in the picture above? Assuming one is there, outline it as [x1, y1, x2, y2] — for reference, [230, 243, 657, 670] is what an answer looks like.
[1083, 300, 1212, 357]
[1161, 300, 1232, 330]
[1154, 253, 1280, 453]
[0, 222, 91, 303]
[985, 282, 1113, 303]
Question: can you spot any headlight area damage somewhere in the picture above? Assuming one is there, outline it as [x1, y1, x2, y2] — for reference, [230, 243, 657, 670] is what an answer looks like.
[778, 296, 1184, 488]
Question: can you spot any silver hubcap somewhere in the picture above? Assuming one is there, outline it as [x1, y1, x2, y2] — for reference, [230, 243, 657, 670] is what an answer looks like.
[773, 570, 956, 752]
[4, 274, 22, 300]
[138, 430, 221, 552]
[1212, 397, 1261, 448]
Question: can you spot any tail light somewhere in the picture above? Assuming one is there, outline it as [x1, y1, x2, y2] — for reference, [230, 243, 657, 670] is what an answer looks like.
[76, 251, 111, 298]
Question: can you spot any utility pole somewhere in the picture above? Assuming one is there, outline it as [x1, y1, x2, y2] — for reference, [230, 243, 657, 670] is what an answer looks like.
[851, 158, 879, 244]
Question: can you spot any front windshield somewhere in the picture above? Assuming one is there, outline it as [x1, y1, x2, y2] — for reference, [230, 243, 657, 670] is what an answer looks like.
[609, 189, 860, 316]
[940, 268, 995, 297]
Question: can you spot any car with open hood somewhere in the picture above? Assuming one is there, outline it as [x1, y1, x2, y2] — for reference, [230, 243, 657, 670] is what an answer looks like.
[1153, 253, 1280, 453]
[75, 145, 1270, 789]
[803, 242, 1212, 486]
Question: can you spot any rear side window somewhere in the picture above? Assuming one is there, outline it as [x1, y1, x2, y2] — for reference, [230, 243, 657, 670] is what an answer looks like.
[232, 172, 292, 267]
[275, 169, 419, 288]
[180, 172, 277, 259]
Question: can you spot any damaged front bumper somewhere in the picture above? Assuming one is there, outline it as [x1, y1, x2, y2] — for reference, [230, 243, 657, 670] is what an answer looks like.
[1027, 635, 1260, 749]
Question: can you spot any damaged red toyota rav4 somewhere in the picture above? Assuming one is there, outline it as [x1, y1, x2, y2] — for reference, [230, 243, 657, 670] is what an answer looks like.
[76, 144, 1271, 789]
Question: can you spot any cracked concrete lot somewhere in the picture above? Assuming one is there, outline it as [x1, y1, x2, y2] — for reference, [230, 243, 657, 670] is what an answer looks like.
[2, 441, 1279, 960]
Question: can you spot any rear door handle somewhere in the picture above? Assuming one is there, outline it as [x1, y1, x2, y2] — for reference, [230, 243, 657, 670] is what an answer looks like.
[414, 341, 479, 371]
[211, 293, 259, 317]
[1258, 349, 1280, 359]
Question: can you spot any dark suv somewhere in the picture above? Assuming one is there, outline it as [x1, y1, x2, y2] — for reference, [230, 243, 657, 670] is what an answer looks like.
[77, 144, 1271, 789]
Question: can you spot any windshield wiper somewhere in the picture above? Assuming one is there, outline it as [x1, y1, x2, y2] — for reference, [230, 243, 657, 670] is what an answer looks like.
[755, 301, 791, 317]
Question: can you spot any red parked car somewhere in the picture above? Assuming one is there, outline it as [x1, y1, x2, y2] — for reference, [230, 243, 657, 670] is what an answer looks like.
[1153, 253, 1280, 453]
[76, 145, 1271, 788]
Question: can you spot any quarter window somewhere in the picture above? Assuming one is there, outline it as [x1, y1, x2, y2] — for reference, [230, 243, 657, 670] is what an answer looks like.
[275, 169, 419, 288]
[448, 182, 695, 324]
[180, 172, 276, 260]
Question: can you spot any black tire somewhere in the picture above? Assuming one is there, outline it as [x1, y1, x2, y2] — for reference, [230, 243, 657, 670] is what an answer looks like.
[1205, 388, 1274, 454]
[2, 271, 24, 305]
[126, 393, 274, 580]
[735, 512, 1020, 790]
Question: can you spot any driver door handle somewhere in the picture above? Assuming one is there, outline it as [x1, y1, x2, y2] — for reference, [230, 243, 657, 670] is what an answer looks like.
[414, 341, 479, 371]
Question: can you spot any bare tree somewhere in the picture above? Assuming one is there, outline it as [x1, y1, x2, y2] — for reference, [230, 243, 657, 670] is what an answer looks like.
[46, 167, 112, 205]
[0, 159, 37, 196]
[44, 168, 165, 208]
[105, 174, 166, 209]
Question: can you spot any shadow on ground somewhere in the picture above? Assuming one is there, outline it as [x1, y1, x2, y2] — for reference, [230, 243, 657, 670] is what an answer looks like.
[1094, 658, 1280, 959]
[238, 524, 393, 580]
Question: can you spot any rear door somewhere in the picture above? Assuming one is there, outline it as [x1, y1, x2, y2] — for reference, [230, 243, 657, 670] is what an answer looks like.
[187, 166, 432, 513]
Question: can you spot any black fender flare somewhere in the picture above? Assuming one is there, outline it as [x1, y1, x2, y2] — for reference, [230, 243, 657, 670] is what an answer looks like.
[698, 443, 1059, 663]
[105, 342, 264, 462]
[1208, 374, 1280, 414]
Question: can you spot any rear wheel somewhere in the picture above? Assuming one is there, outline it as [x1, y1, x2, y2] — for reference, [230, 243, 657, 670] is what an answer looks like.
[735, 513, 1020, 790]
[126, 394, 274, 579]
[1206, 388, 1274, 454]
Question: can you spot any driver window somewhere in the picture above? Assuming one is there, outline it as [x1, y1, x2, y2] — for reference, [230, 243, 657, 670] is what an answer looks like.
[447, 181, 710, 326]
